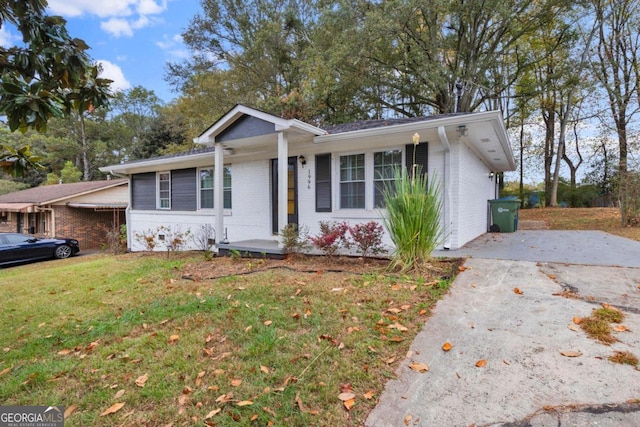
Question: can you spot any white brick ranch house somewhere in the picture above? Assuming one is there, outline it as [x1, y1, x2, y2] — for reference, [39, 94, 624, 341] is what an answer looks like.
[100, 105, 515, 255]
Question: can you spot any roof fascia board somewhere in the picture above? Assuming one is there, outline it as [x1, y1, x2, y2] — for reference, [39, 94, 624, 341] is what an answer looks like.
[100, 151, 214, 175]
[314, 114, 473, 143]
[39, 181, 128, 205]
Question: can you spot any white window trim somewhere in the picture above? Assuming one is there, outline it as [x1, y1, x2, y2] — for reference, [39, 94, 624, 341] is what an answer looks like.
[335, 147, 404, 212]
[198, 166, 214, 210]
[197, 165, 232, 211]
[157, 171, 171, 210]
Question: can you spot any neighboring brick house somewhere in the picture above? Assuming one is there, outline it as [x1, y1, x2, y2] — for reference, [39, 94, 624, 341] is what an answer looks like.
[0, 179, 128, 250]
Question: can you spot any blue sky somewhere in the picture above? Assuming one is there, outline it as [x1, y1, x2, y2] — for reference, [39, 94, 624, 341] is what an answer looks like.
[0, 0, 202, 103]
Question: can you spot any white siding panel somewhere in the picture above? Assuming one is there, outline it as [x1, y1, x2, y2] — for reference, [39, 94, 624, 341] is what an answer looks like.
[452, 141, 496, 248]
[127, 160, 275, 252]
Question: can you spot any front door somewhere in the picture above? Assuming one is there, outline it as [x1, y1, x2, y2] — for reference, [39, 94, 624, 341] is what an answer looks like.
[271, 157, 298, 234]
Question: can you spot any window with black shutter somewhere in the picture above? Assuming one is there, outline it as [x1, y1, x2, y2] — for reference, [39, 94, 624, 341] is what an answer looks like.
[405, 142, 428, 179]
[315, 153, 332, 212]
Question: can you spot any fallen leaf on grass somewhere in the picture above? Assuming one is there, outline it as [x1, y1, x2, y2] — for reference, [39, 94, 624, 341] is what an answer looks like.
[0, 367, 11, 377]
[236, 400, 253, 407]
[264, 320, 273, 326]
[205, 408, 221, 419]
[195, 370, 206, 386]
[64, 404, 78, 419]
[475, 359, 487, 368]
[442, 342, 452, 352]
[343, 398, 355, 411]
[231, 379, 242, 387]
[100, 402, 125, 416]
[560, 350, 582, 357]
[260, 365, 270, 374]
[295, 393, 319, 415]
[338, 392, 356, 401]
[215, 393, 234, 403]
[363, 390, 375, 400]
[114, 389, 125, 399]
[409, 362, 429, 373]
[388, 322, 409, 332]
[168, 335, 179, 344]
[135, 373, 148, 387]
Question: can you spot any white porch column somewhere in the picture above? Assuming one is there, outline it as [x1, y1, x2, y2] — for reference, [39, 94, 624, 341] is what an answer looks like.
[277, 131, 289, 235]
[214, 142, 225, 243]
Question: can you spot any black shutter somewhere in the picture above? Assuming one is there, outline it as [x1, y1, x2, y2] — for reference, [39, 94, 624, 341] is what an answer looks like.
[405, 142, 428, 179]
[315, 153, 332, 212]
[171, 168, 197, 211]
[131, 172, 156, 210]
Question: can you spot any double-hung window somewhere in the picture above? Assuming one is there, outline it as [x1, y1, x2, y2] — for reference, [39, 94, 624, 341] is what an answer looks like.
[158, 172, 171, 209]
[339, 154, 365, 209]
[223, 166, 232, 209]
[373, 150, 402, 208]
[200, 168, 214, 209]
[198, 166, 232, 209]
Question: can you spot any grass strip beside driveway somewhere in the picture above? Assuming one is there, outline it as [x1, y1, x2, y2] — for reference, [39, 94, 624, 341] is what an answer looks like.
[0, 253, 458, 426]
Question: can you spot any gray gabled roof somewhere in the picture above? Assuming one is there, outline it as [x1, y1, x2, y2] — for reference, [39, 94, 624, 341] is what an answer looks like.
[322, 112, 470, 134]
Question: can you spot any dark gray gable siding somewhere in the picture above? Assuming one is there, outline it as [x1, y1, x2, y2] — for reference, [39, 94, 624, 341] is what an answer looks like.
[315, 153, 332, 212]
[217, 115, 276, 142]
[131, 172, 156, 210]
[171, 168, 197, 211]
[406, 142, 428, 178]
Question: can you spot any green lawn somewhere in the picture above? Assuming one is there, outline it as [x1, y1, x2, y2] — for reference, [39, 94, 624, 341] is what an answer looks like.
[0, 253, 457, 426]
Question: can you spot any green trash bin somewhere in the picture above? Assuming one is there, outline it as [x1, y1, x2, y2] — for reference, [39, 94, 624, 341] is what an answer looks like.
[488, 199, 520, 232]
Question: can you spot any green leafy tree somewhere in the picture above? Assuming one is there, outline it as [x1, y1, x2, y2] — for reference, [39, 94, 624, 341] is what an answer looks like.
[59, 160, 82, 183]
[0, 0, 112, 176]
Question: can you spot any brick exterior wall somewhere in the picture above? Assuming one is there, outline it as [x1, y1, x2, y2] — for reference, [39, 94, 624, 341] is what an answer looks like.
[54, 205, 125, 250]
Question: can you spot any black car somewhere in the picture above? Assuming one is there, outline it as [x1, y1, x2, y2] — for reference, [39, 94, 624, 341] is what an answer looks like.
[0, 233, 80, 267]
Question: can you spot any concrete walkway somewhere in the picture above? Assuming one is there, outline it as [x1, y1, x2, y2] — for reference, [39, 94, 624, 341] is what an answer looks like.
[366, 231, 640, 427]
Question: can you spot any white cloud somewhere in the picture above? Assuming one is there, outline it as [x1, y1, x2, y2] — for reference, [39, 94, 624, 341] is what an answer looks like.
[156, 33, 189, 60]
[47, 0, 168, 37]
[47, 0, 135, 18]
[96, 60, 132, 93]
[101, 18, 134, 37]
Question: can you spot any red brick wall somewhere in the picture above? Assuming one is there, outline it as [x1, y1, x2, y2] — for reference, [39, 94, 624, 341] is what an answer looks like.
[54, 206, 126, 250]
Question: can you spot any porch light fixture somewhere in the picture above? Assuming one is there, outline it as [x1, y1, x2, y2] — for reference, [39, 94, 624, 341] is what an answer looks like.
[489, 171, 495, 180]
[299, 155, 307, 166]
[457, 125, 468, 137]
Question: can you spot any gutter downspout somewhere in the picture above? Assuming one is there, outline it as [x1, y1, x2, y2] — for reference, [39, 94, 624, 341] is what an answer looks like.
[109, 169, 132, 252]
[437, 126, 452, 250]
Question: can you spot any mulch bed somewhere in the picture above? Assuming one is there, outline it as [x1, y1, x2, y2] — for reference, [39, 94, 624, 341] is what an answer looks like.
[179, 254, 463, 282]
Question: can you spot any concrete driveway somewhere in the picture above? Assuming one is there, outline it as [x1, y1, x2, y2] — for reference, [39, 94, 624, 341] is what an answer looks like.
[366, 231, 640, 427]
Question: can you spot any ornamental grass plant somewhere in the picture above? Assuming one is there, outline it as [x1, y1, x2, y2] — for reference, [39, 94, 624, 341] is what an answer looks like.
[382, 166, 444, 273]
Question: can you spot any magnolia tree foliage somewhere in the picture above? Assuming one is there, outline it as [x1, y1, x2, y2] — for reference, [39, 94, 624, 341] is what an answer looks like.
[0, 0, 112, 177]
